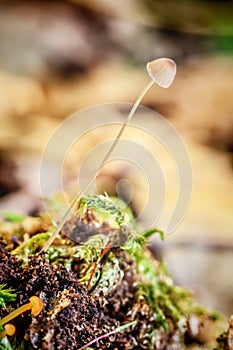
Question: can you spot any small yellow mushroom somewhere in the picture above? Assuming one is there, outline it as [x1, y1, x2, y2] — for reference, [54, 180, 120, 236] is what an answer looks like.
[0, 324, 16, 339]
[0, 296, 43, 327]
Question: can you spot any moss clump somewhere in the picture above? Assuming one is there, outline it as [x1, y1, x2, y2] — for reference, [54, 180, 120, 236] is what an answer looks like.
[0, 195, 219, 349]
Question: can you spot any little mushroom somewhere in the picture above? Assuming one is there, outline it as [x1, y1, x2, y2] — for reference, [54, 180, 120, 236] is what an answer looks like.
[41, 57, 177, 253]
[0, 324, 16, 339]
[0, 295, 43, 337]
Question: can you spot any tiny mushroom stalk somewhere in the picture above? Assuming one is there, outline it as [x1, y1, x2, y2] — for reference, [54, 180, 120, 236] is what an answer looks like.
[0, 296, 43, 327]
[41, 58, 177, 253]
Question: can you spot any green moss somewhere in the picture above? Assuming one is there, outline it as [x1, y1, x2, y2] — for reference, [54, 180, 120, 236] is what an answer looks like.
[0, 337, 13, 350]
[3, 212, 25, 223]
[78, 194, 130, 227]
[0, 284, 16, 310]
[11, 233, 52, 261]
[132, 249, 191, 332]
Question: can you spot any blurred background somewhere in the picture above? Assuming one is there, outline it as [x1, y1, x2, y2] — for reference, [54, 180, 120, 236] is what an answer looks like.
[0, 0, 232, 316]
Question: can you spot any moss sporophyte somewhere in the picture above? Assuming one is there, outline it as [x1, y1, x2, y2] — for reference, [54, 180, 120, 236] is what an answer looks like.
[0, 58, 222, 349]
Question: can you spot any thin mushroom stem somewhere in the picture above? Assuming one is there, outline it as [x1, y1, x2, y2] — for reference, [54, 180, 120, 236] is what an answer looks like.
[41, 80, 154, 253]
[98, 79, 154, 168]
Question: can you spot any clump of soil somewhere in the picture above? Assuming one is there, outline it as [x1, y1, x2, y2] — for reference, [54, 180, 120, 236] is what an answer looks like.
[0, 196, 221, 349]
[0, 241, 118, 349]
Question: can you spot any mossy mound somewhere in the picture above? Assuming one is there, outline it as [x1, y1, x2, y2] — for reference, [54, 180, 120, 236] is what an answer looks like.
[0, 195, 220, 349]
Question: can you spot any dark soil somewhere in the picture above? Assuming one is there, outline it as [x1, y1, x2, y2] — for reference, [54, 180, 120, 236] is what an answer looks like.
[0, 239, 184, 349]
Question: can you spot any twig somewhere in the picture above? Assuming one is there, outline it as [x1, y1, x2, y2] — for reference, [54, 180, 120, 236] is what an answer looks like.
[77, 321, 137, 350]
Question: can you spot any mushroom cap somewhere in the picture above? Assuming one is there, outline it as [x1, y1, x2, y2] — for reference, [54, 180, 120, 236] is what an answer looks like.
[4, 324, 16, 336]
[29, 296, 43, 315]
[146, 58, 176, 88]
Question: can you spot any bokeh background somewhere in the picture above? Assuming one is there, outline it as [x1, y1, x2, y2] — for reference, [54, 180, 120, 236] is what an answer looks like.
[0, 0, 232, 317]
